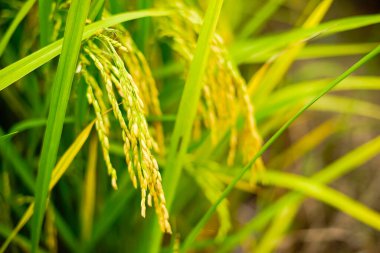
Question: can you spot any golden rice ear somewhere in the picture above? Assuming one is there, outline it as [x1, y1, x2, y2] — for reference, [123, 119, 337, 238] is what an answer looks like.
[155, 1, 264, 172]
[80, 32, 171, 233]
[101, 29, 166, 154]
[81, 60, 116, 188]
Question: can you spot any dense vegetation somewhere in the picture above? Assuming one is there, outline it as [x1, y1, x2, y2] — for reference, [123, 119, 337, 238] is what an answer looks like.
[1, 0, 380, 252]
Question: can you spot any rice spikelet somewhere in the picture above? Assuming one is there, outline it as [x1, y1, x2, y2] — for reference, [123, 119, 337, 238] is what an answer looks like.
[153, 0, 265, 238]
[80, 30, 171, 233]
[155, 1, 264, 171]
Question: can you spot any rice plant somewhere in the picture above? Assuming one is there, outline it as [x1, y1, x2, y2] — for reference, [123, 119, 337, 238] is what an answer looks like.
[1, 0, 380, 252]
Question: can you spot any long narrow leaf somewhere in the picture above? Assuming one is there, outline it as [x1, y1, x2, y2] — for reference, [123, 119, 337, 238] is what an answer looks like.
[258, 171, 380, 230]
[231, 14, 380, 63]
[0, 0, 36, 57]
[258, 76, 380, 118]
[250, 43, 378, 63]
[253, 0, 333, 105]
[38, 0, 52, 46]
[0, 225, 47, 253]
[220, 135, 380, 252]
[145, 1, 224, 253]
[0, 131, 18, 142]
[238, 0, 285, 38]
[0, 9, 171, 92]
[0, 122, 94, 253]
[268, 118, 338, 169]
[0, 128, 35, 191]
[80, 134, 98, 241]
[84, 177, 133, 253]
[181, 44, 380, 251]
[31, 1, 91, 251]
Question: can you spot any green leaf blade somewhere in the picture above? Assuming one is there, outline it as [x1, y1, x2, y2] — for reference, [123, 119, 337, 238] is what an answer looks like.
[182, 44, 380, 251]
[0, 9, 171, 92]
[31, 0, 92, 252]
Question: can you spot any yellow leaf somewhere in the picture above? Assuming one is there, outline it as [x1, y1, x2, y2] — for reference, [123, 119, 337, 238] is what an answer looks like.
[0, 121, 94, 253]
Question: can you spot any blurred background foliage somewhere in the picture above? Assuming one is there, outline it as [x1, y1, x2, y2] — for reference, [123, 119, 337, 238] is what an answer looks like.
[1, 0, 380, 252]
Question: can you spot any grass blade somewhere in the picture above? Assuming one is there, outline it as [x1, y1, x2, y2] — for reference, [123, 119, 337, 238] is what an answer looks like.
[88, 0, 105, 21]
[80, 134, 98, 241]
[258, 170, 380, 230]
[0, 204, 35, 253]
[10, 117, 74, 133]
[31, 0, 91, 251]
[0, 9, 171, 92]
[250, 43, 379, 62]
[262, 95, 380, 123]
[268, 118, 339, 169]
[238, 0, 285, 38]
[239, 164, 380, 253]
[85, 178, 133, 253]
[0, 122, 94, 253]
[257, 76, 380, 119]
[136, 0, 153, 53]
[0, 128, 35, 191]
[231, 14, 380, 64]
[51, 205, 78, 251]
[145, 1, 224, 252]
[0, 131, 18, 142]
[0, 88, 31, 118]
[181, 45, 380, 252]
[311, 95, 380, 120]
[0, 224, 47, 253]
[0, 0, 36, 57]
[38, 0, 52, 46]
[254, 204, 297, 253]
[163, 0, 224, 218]
[220, 134, 380, 252]
[252, 0, 332, 105]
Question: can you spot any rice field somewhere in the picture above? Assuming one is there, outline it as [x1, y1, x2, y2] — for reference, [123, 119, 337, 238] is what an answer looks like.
[1, 0, 380, 252]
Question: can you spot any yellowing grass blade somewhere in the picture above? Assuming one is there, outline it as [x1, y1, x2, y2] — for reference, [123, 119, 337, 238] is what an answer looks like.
[253, 0, 333, 106]
[269, 118, 339, 169]
[311, 95, 380, 120]
[232, 14, 380, 64]
[80, 134, 98, 241]
[183, 41, 380, 253]
[49, 122, 94, 189]
[0, 122, 94, 253]
[220, 135, 380, 252]
[258, 170, 380, 230]
[32, 1, 91, 251]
